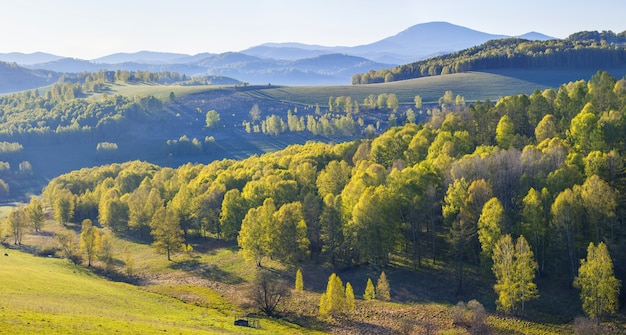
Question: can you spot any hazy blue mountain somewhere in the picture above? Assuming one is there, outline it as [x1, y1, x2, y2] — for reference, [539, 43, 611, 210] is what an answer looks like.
[243, 22, 555, 64]
[2, 22, 558, 87]
[92, 51, 190, 64]
[516, 32, 556, 41]
[241, 44, 334, 60]
[0, 61, 59, 93]
[25, 58, 103, 73]
[0, 52, 64, 65]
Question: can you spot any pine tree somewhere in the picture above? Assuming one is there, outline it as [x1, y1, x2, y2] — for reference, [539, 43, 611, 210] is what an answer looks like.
[295, 268, 304, 292]
[364, 277, 376, 300]
[345, 282, 355, 311]
[574, 242, 620, 320]
[376, 271, 391, 301]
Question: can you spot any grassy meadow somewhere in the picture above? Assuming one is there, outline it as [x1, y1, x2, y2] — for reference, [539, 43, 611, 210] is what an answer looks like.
[0, 244, 326, 334]
[0, 211, 592, 334]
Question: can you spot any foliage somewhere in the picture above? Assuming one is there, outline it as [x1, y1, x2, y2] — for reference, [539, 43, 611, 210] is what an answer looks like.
[34, 71, 626, 323]
[150, 205, 184, 261]
[345, 282, 355, 312]
[492, 235, 538, 315]
[573, 242, 620, 320]
[376, 271, 391, 301]
[363, 278, 375, 301]
[319, 273, 346, 317]
[79, 219, 100, 267]
[295, 268, 304, 292]
[354, 35, 626, 83]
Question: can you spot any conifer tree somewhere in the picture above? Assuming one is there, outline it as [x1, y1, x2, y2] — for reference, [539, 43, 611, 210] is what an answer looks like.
[376, 271, 391, 301]
[295, 268, 304, 292]
[345, 282, 355, 311]
[364, 277, 376, 300]
[319, 273, 345, 317]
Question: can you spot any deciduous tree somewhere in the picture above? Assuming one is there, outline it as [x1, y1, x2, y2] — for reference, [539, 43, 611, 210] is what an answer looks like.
[27, 197, 44, 233]
[574, 242, 620, 321]
[150, 205, 184, 261]
[80, 219, 100, 267]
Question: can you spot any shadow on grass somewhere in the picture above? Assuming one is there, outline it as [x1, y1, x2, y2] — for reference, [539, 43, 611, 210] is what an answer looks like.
[170, 258, 245, 284]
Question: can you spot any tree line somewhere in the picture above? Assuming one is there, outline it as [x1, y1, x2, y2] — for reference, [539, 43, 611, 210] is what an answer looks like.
[353, 31, 626, 84]
[32, 70, 626, 320]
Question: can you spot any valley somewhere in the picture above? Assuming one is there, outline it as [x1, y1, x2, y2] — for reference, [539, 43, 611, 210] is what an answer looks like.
[1, 19, 626, 334]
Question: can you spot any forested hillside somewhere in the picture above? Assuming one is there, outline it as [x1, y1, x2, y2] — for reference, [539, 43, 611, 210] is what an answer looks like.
[354, 30, 626, 84]
[37, 71, 626, 320]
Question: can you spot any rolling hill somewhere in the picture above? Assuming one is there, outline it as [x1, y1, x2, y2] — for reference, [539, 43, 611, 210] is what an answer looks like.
[0, 22, 555, 87]
[355, 31, 626, 84]
[0, 61, 59, 93]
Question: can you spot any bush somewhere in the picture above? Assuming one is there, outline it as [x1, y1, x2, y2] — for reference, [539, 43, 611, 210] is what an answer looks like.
[574, 316, 601, 335]
[450, 300, 490, 335]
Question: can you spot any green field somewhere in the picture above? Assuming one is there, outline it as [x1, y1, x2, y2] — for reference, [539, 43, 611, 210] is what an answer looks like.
[0, 246, 326, 335]
[238, 68, 626, 105]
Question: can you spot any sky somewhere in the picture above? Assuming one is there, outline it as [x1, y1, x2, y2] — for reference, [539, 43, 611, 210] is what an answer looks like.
[1, 0, 625, 60]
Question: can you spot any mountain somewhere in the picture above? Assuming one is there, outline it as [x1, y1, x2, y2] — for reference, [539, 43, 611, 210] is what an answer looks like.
[1, 22, 560, 88]
[26, 58, 104, 73]
[242, 22, 555, 64]
[22, 52, 392, 86]
[516, 32, 554, 41]
[91, 51, 190, 64]
[241, 43, 335, 61]
[0, 52, 64, 65]
[344, 21, 508, 63]
[0, 61, 59, 93]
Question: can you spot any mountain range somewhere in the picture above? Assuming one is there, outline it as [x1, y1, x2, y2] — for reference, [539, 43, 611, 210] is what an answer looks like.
[0, 22, 554, 89]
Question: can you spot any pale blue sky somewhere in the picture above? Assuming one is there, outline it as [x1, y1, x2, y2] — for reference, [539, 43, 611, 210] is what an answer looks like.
[1, 0, 624, 59]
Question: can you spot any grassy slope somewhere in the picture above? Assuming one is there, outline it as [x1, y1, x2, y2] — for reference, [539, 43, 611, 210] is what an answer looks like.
[1, 213, 585, 335]
[0, 244, 325, 335]
[238, 68, 626, 105]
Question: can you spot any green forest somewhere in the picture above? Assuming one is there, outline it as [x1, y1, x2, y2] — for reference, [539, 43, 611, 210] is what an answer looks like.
[20, 71, 624, 327]
[354, 31, 626, 84]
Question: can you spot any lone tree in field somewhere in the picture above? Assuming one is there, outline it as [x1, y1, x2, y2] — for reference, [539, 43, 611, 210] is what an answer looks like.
[80, 219, 100, 267]
[7, 208, 28, 245]
[574, 242, 620, 321]
[376, 271, 391, 301]
[364, 277, 376, 300]
[251, 270, 290, 317]
[150, 205, 184, 261]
